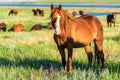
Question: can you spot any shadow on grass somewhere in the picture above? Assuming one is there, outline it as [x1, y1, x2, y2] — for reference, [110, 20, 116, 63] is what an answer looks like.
[111, 34, 120, 41]
[105, 34, 120, 42]
[0, 57, 88, 71]
[0, 57, 120, 73]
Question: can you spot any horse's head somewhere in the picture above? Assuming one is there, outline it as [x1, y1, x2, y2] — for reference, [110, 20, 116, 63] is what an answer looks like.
[112, 13, 116, 19]
[50, 4, 63, 35]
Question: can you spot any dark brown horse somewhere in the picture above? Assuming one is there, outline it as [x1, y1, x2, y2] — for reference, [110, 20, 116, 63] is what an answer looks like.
[50, 4, 105, 73]
[30, 24, 41, 31]
[79, 10, 85, 16]
[8, 10, 18, 16]
[32, 9, 44, 17]
[106, 13, 116, 27]
[79, 10, 90, 17]
[0, 23, 6, 31]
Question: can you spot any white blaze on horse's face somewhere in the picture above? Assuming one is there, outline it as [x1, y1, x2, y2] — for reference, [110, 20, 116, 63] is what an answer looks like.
[54, 15, 61, 35]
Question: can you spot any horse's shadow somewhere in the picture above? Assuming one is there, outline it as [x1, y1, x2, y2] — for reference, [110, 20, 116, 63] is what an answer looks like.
[105, 34, 120, 41]
[111, 34, 120, 41]
[0, 57, 120, 73]
[0, 57, 87, 70]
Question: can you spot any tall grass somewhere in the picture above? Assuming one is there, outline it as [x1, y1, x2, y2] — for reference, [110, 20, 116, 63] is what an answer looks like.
[0, 7, 120, 79]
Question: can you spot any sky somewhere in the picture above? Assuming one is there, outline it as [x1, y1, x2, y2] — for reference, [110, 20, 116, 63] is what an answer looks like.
[0, 0, 34, 2]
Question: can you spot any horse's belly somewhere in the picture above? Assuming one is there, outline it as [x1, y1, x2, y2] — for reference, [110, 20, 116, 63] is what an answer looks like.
[73, 42, 85, 48]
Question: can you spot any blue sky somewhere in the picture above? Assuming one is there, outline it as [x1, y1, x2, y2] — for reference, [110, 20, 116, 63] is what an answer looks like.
[0, 0, 34, 2]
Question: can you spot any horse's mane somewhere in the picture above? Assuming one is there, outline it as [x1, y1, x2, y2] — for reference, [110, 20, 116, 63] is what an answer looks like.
[57, 9, 75, 45]
[60, 9, 75, 30]
[61, 9, 74, 21]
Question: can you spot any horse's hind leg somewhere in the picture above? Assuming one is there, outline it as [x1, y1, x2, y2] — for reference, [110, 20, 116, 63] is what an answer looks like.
[94, 39, 105, 68]
[84, 45, 93, 67]
[114, 22, 115, 27]
[94, 41, 100, 64]
[110, 22, 112, 27]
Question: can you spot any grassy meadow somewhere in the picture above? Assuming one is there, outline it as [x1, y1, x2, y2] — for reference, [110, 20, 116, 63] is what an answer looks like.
[34, 0, 120, 4]
[0, 6, 120, 80]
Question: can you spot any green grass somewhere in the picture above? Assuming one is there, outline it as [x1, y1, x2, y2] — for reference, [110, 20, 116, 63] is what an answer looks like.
[0, 7, 120, 79]
[34, 0, 120, 4]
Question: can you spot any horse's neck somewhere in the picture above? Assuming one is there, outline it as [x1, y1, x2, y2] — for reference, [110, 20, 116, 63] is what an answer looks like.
[60, 15, 70, 33]
[57, 15, 70, 44]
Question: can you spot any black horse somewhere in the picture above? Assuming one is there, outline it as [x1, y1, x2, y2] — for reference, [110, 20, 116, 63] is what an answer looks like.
[106, 13, 116, 27]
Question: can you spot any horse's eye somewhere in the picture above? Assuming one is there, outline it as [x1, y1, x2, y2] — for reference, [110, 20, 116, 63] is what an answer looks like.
[52, 21, 56, 29]
[53, 18, 56, 22]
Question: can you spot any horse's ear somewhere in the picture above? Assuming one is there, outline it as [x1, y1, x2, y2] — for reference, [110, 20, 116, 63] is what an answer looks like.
[50, 4, 54, 10]
[59, 4, 62, 10]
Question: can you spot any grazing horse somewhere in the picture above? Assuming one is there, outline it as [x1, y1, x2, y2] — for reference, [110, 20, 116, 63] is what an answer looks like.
[106, 13, 116, 27]
[50, 4, 105, 73]
[79, 10, 85, 16]
[32, 9, 44, 16]
[79, 10, 90, 17]
[47, 22, 53, 29]
[37, 9, 44, 17]
[72, 11, 77, 17]
[8, 24, 24, 32]
[32, 9, 38, 16]
[30, 24, 41, 31]
[8, 10, 18, 16]
[0, 23, 6, 31]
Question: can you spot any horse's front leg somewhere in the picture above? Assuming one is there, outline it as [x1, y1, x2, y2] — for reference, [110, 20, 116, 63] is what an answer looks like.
[110, 22, 112, 27]
[58, 46, 67, 73]
[68, 47, 73, 73]
[114, 22, 115, 27]
[84, 45, 93, 67]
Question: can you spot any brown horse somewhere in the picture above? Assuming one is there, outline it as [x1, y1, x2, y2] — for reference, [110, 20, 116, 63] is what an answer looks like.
[8, 10, 18, 16]
[0, 23, 6, 31]
[106, 13, 116, 27]
[79, 10, 85, 15]
[47, 22, 53, 29]
[72, 11, 77, 17]
[50, 4, 105, 73]
[32, 9, 44, 17]
[30, 24, 41, 31]
[8, 24, 24, 32]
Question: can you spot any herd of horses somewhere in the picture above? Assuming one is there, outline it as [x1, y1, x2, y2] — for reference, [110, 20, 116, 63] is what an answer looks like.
[0, 23, 43, 32]
[72, 10, 117, 27]
[0, 4, 118, 73]
[0, 7, 116, 32]
[0, 9, 52, 32]
[8, 9, 44, 17]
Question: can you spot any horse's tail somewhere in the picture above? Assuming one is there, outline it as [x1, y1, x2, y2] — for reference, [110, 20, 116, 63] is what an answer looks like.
[94, 17, 104, 68]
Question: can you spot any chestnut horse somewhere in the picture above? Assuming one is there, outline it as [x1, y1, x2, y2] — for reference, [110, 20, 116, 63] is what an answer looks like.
[50, 4, 105, 73]
[8, 24, 24, 32]
[72, 11, 77, 17]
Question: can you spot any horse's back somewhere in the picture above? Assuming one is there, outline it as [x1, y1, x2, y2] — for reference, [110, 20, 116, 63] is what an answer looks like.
[107, 15, 112, 22]
[13, 24, 24, 32]
[72, 16, 103, 43]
